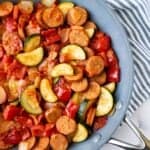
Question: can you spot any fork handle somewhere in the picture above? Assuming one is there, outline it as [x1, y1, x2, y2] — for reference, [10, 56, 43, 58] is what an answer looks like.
[108, 117, 145, 149]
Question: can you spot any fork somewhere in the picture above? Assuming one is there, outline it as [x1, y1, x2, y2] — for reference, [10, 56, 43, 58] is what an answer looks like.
[109, 116, 150, 149]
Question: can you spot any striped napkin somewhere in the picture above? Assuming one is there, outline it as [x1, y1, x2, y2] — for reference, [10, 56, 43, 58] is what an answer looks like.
[101, 0, 150, 149]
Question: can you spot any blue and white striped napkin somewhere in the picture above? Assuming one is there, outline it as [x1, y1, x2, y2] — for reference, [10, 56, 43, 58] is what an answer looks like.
[101, 0, 150, 149]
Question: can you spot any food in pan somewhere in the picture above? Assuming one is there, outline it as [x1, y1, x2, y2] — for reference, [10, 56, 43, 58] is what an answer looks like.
[0, 0, 120, 149]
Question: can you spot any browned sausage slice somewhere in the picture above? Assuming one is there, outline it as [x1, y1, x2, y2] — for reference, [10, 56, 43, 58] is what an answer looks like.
[45, 107, 62, 123]
[56, 115, 77, 135]
[69, 28, 89, 47]
[86, 107, 96, 126]
[67, 6, 88, 26]
[33, 137, 49, 150]
[90, 71, 107, 85]
[0, 2, 13, 17]
[71, 78, 88, 92]
[65, 67, 83, 81]
[42, 7, 64, 28]
[58, 28, 71, 43]
[84, 47, 95, 58]
[85, 56, 104, 77]
[2, 31, 23, 55]
[83, 81, 101, 100]
[50, 133, 68, 150]
[35, 7, 48, 29]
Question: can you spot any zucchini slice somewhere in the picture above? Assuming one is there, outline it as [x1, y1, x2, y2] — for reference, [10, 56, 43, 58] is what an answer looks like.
[24, 35, 41, 52]
[96, 87, 114, 116]
[58, 2, 74, 16]
[104, 82, 116, 93]
[51, 63, 74, 77]
[60, 44, 86, 61]
[20, 86, 42, 115]
[77, 99, 95, 122]
[41, 0, 56, 7]
[16, 47, 44, 66]
[73, 123, 88, 142]
[85, 28, 95, 38]
[40, 78, 58, 103]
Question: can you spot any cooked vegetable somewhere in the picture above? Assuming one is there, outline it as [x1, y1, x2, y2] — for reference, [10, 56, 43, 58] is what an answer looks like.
[0, 1, 13, 17]
[83, 81, 101, 100]
[71, 78, 88, 92]
[77, 99, 96, 122]
[33, 137, 49, 150]
[42, 7, 64, 28]
[56, 115, 77, 135]
[18, 1, 33, 14]
[69, 28, 89, 47]
[86, 107, 96, 126]
[58, 2, 74, 16]
[41, 0, 56, 7]
[73, 123, 88, 142]
[85, 28, 95, 38]
[24, 35, 41, 52]
[16, 47, 44, 66]
[45, 107, 62, 123]
[65, 100, 79, 118]
[93, 116, 107, 131]
[104, 82, 116, 93]
[65, 67, 83, 81]
[0, 86, 7, 104]
[86, 56, 104, 77]
[18, 137, 36, 150]
[54, 78, 72, 103]
[51, 63, 74, 77]
[20, 86, 42, 115]
[67, 6, 88, 26]
[60, 44, 86, 61]
[50, 133, 68, 150]
[96, 87, 114, 116]
[40, 78, 58, 102]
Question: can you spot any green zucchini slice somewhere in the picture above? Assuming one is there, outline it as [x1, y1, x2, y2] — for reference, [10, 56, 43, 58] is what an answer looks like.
[20, 86, 42, 115]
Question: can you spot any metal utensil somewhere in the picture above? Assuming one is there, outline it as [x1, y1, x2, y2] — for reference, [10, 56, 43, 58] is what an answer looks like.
[109, 116, 150, 149]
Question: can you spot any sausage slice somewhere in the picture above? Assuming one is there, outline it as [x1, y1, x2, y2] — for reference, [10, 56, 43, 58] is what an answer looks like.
[67, 6, 88, 26]
[0, 2, 13, 17]
[85, 56, 104, 77]
[2, 31, 23, 55]
[42, 7, 64, 28]
[50, 133, 68, 150]
[45, 107, 62, 123]
[69, 28, 89, 47]
[56, 115, 77, 135]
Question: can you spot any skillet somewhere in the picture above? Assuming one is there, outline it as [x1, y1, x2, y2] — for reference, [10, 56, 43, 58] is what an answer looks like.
[1, 0, 134, 149]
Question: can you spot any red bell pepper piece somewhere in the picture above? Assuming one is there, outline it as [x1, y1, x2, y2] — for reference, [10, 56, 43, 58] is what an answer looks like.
[3, 105, 22, 120]
[31, 125, 45, 137]
[65, 101, 79, 118]
[93, 116, 108, 131]
[15, 116, 33, 128]
[106, 49, 120, 82]
[43, 123, 55, 137]
[4, 128, 22, 145]
[90, 32, 111, 52]
[54, 78, 72, 103]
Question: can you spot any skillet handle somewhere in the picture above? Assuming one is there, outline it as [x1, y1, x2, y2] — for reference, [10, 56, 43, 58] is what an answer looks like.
[108, 117, 145, 149]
